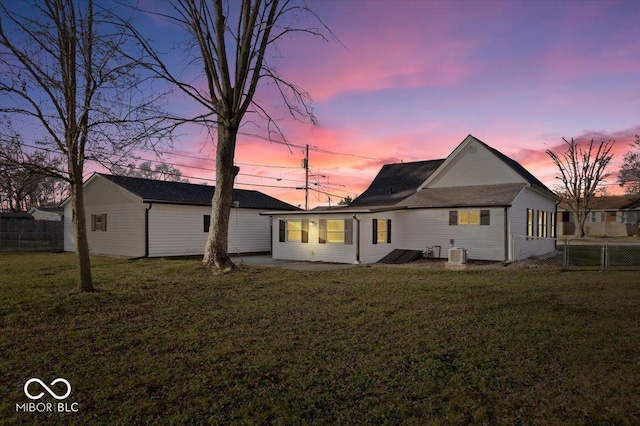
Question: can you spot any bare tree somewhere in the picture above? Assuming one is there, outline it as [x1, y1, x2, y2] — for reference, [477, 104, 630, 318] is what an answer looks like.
[131, 0, 332, 272]
[112, 161, 189, 182]
[0, 137, 66, 211]
[546, 138, 614, 238]
[0, 0, 170, 291]
[618, 135, 640, 194]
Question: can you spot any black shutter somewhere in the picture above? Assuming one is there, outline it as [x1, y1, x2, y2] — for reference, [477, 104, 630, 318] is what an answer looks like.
[449, 211, 457, 226]
[279, 220, 286, 242]
[319, 219, 327, 244]
[91, 214, 96, 232]
[102, 214, 107, 232]
[480, 210, 490, 226]
[302, 219, 309, 243]
[344, 219, 353, 245]
[372, 219, 378, 244]
[387, 219, 392, 243]
[204, 215, 211, 232]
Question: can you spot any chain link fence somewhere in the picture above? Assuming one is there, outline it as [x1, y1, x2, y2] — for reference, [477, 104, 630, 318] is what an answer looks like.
[527, 238, 640, 271]
[0, 219, 64, 252]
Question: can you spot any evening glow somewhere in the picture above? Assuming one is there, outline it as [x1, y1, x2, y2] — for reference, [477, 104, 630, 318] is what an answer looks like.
[128, 1, 640, 208]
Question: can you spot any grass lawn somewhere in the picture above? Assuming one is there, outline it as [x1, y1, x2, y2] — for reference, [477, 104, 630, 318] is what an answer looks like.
[1, 253, 639, 424]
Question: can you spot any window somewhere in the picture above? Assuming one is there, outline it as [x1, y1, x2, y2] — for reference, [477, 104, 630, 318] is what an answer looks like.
[287, 220, 305, 242]
[372, 219, 391, 244]
[327, 220, 344, 243]
[526, 208, 534, 238]
[288, 220, 302, 241]
[319, 219, 353, 245]
[550, 212, 556, 238]
[450, 210, 489, 225]
[480, 210, 490, 226]
[279, 219, 308, 243]
[538, 211, 548, 238]
[91, 214, 107, 232]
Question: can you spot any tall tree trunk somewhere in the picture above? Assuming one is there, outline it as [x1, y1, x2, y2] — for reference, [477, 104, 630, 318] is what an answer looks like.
[203, 124, 238, 272]
[573, 210, 586, 238]
[70, 171, 93, 292]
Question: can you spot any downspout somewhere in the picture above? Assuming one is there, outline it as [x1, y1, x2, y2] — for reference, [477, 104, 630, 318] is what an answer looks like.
[353, 214, 361, 264]
[145, 202, 152, 258]
[504, 206, 510, 263]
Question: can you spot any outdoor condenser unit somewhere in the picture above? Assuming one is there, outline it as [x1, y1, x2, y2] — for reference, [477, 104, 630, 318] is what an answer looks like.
[448, 248, 467, 264]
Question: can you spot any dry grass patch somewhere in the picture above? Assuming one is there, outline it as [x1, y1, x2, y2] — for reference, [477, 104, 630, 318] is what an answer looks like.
[1, 253, 639, 424]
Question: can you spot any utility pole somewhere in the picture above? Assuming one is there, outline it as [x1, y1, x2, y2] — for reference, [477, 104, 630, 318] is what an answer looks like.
[304, 144, 309, 210]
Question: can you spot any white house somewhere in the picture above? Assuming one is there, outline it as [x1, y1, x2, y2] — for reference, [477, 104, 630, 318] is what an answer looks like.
[557, 195, 640, 237]
[28, 207, 64, 221]
[263, 135, 559, 264]
[62, 173, 299, 257]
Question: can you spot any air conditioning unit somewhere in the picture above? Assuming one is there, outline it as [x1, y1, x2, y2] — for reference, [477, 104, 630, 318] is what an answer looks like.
[448, 248, 467, 264]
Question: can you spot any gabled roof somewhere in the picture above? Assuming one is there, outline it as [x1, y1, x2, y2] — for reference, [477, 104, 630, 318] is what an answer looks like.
[399, 183, 527, 209]
[418, 134, 555, 198]
[477, 137, 553, 196]
[349, 159, 445, 207]
[96, 173, 300, 210]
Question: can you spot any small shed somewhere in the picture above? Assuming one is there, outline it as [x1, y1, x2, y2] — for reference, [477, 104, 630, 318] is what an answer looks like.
[62, 173, 300, 257]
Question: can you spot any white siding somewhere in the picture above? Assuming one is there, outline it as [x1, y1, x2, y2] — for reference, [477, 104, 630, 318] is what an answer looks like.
[358, 212, 398, 264]
[427, 140, 524, 188]
[271, 214, 359, 263]
[63, 175, 145, 257]
[509, 187, 557, 260]
[395, 208, 507, 261]
[148, 205, 271, 257]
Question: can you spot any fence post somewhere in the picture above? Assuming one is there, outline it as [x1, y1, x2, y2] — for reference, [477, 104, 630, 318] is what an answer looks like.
[563, 239, 569, 270]
[600, 243, 608, 272]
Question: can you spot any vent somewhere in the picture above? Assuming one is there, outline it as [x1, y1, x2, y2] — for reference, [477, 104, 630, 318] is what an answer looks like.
[448, 248, 467, 264]
[468, 144, 477, 153]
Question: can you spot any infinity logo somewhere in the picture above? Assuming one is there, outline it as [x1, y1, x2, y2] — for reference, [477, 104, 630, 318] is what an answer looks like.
[24, 378, 71, 400]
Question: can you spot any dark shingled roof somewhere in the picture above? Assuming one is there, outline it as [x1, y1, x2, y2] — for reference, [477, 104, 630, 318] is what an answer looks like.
[559, 194, 640, 211]
[399, 183, 527, 208]
[99, 173, 300, 210]
[349, 159, 445, 207]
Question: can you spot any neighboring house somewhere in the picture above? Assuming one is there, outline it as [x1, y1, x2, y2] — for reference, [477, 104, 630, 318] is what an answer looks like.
[557, 195, 640, 237]
[262, 135, 559, 264]
[28, 206, 64, 221]
[62, 173, 299, 257]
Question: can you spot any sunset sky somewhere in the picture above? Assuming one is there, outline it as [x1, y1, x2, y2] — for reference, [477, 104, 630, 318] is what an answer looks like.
[138, 0, 640, 208]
